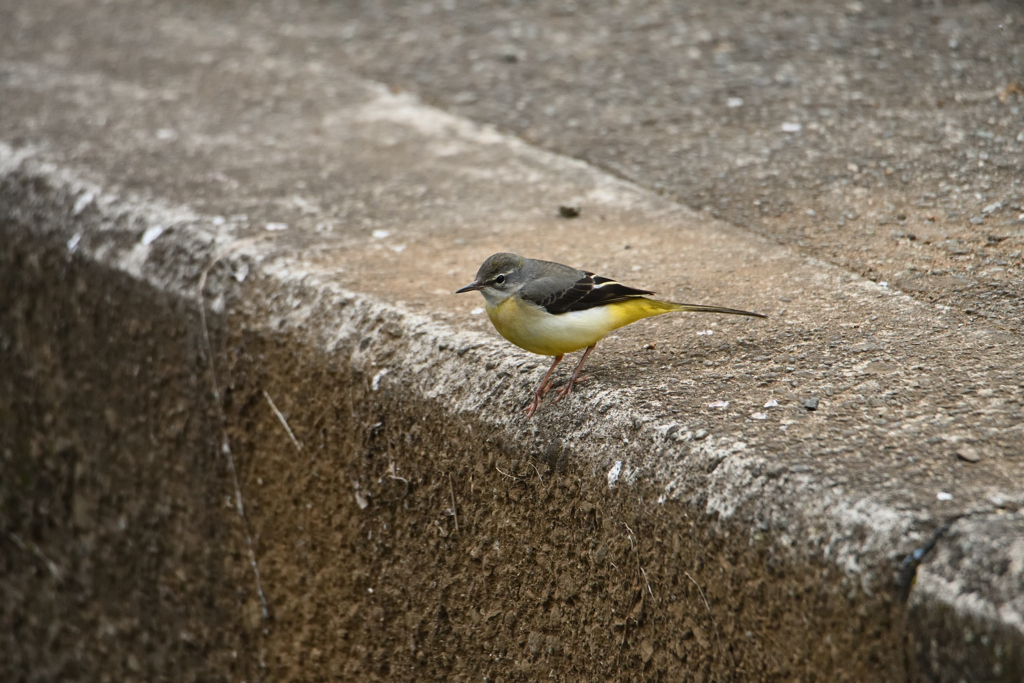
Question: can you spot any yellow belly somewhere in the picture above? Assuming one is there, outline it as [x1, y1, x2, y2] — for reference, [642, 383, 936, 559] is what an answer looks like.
[486, 296, 678, 356]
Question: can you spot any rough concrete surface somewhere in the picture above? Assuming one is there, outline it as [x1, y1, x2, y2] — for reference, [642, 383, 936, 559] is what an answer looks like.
[1, 1, 1022, 681]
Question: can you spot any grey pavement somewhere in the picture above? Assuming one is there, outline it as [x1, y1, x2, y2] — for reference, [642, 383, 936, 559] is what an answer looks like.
[1, 1, 1022, 681]
[328, 0, 1024, 321]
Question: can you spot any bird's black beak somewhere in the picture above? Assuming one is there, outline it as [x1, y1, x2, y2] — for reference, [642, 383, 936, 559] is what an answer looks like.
[455, 280, 483, 294]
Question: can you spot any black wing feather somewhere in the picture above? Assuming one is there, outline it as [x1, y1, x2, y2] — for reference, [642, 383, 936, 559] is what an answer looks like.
[530, 272, 654, 315]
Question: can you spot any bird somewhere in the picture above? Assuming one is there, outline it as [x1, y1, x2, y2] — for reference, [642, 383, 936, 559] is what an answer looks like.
[456, 252, 766, 418]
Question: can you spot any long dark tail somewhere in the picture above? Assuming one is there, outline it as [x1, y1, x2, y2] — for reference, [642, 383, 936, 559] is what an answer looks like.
[668, 302, 767, 318]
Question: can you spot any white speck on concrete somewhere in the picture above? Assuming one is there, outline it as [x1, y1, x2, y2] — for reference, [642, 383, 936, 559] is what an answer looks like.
[141, 225, 164, 245]
[390, 244, 406, 253]
[727, 97, 744, 108]
[709, 400, 729, 409]
[67, 233, 82, 252]
[72, 192, 94, 215]
[937, 491, 953, 501]
[697, 329, 714, 336]
[781, 122, 802, 133]
[372, 368, 389, 391]
[372, 229, 390, 239]
[265, 222, 288, 231]
[155, 128, 177, 140]
[764, 399, 779, 408]
[752, 412, 767, 420]
[212, 215, 226, 225]
[470, 307, 484, 315]
[607, 461, 622, 488]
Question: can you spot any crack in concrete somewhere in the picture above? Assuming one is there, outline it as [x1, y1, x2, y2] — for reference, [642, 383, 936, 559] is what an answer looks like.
[197, 245, 271, 627]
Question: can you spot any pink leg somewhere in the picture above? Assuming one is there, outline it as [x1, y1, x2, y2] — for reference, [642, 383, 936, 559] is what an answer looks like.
[552, 344, 596, 405]
[525, 354, 563, 419]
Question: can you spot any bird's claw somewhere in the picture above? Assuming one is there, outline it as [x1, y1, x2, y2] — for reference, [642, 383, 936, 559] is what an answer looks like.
[524, 349, 592, 418]
[550, 374, 588, 405]
[525, 383, 552, 419]
[524, 395, 542, 419]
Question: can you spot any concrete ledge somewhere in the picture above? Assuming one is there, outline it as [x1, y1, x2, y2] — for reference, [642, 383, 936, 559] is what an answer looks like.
[2, 4, 1023, 679]
[1, 156, 909, 680]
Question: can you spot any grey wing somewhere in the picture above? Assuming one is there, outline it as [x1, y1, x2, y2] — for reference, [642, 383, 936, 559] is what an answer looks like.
[520, 270, 654, 315]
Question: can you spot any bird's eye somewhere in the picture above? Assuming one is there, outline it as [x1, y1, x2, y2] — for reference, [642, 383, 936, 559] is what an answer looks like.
[494, 274, 506, 285]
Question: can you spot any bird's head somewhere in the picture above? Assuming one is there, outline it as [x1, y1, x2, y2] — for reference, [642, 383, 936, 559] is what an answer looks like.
[456, 252, 527, 306]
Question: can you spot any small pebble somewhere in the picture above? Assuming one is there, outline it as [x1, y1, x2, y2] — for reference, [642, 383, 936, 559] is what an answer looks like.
[956, 447, 981, 463]
[558, 204, 581, 218]
[801, 397, 819, 411]
[936, 491, 953, 501]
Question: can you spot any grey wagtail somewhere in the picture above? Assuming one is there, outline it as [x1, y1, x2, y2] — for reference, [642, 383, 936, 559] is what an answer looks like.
[457, 252, 766, 418]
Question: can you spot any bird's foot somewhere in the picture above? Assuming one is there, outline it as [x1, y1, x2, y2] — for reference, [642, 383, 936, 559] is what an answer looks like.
[525, 383, 553, 419]
[524, 394, 542, 419]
